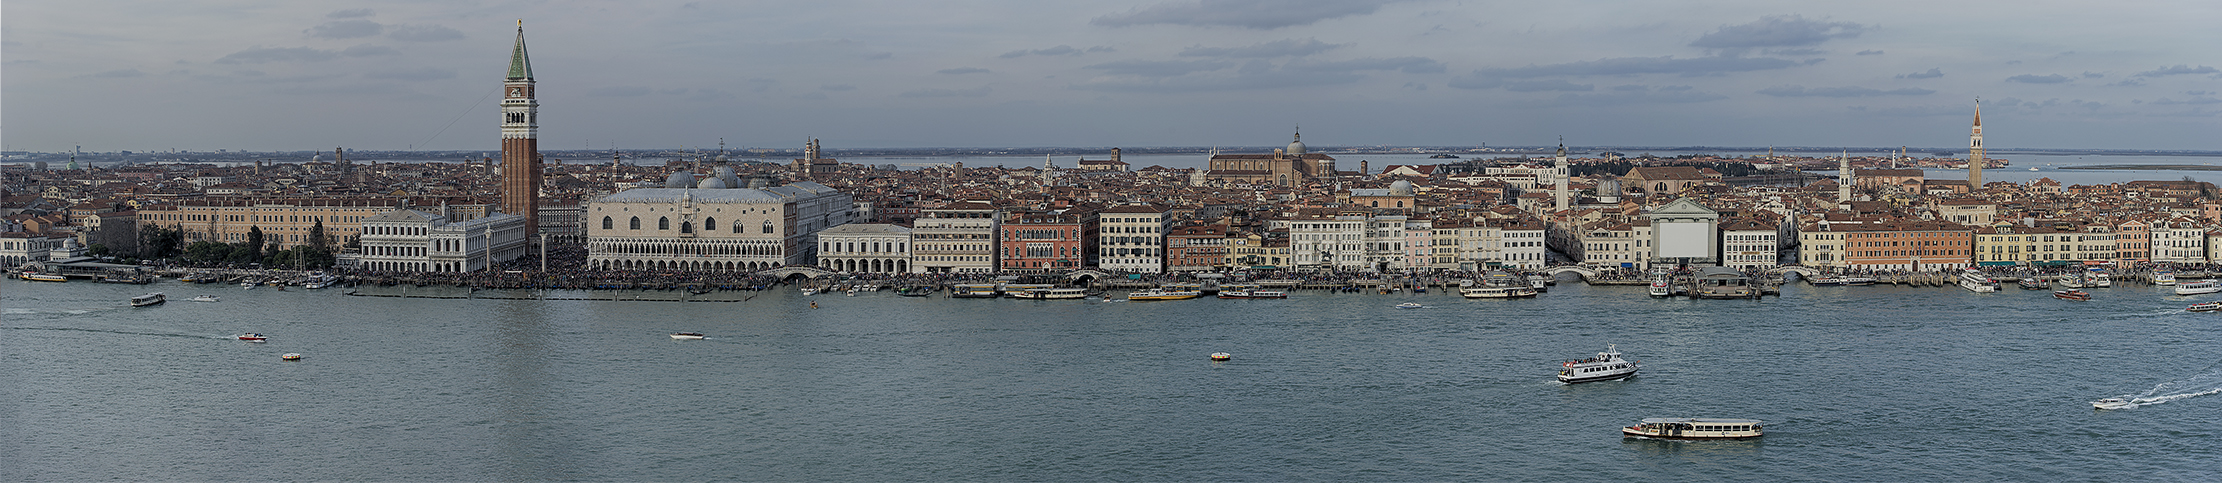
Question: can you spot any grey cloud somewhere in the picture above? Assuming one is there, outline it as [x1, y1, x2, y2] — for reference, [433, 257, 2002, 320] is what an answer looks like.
[1856, 50, 1884, 55]
[2007, 74, 2070, 84]
[938, 67, 990, 74]
[1072, 71, 1364, 93]
[215, 47, 338, 64]
[388, 25, 464, 42]
[1757, 85, 1934, 97]
[1898, 68, 1942, 79]
[364, 67, 455, 81]
[1612, 84, 1649, 91]
[2136, 65, 2220, 77]
[1402, 82, 1426, 91]
[1179, 38, 1345, 58]
[1502, 79, 1592, 92]
[999, 45, 1114, 59]
[341, 45, 399, 57]
[1285, 57, 1443, 74]
[328, 9, 373, 19]
[1477, 55, 1802, 78]
[2109, 78, 2146, 87]
[2082, 72, 2105, 79]
[81, 69, 146, 78]
[1093, 0, 1396, 30]
[1763, 48, 1826, 56]
[899, 86, 992, 98]
[306, 20, 383, 39]
[657, 88, 689, 95]
[742, 78, 778, 92]
[1516, 86, 1727, 107]
[821, 84, 857, 91]
[2151, 97, 2222, 105]
[587, 86, 652, 97]
[1690, 15, 1865, 49]
[2190, 91, 2212, 96]
[1084, 59, 1234, 77]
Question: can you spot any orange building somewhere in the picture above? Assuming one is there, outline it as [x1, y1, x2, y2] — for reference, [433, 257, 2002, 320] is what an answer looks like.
[1834, 220, 1974, 270]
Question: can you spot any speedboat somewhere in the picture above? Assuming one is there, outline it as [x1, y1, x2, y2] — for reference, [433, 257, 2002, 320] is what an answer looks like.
[800, 288, 818, 296]
[1559, 344, 1638, 383]
[1959, 269, 1999, 293]
[2188, 302, 2222, 312]
[235, 333, 269, 342]
[2154, 270, 2177, 286]
[131, 292, 166, 307]
[670, 332, 707, 340]
[2018, 278, 2048, 290]
[1395, 302, 1424, 309]
[281, 353, 302, 361]
[1622, 418, 1763, 439]
[2175, 280, 2220, 296]
[1648, 279, 1673, 297]
[191, 295, 220, 302]
[2091, 398, 2135, 410]
[2054, 290, 2091, 301]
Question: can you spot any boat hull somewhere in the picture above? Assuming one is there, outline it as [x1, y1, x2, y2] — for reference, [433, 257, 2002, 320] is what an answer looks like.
[1558, 371, 1638, 384]
[1621, 429, 1762, 440]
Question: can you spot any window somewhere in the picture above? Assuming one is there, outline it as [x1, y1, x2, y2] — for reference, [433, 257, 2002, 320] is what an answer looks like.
[705, 218, 717, 231]
[763, 221, 775, 234]
[659, 217, 670, 230]
[630, 217, 641, 230]
[681, 221, 694, 234]
[602, 216, 613, 230]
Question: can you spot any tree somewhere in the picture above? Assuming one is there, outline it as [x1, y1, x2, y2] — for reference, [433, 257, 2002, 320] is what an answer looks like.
[309, 218, 328, 249]
[246, 226, 265, 261]
[184, 241, 230, 264]
[137, 225, 184, 259]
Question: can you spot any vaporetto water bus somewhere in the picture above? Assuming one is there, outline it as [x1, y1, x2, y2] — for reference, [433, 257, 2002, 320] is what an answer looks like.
[2174, 280, 2219, 296]
[1558, 345, 1638, 384]
[1622, 418, 1763, 440]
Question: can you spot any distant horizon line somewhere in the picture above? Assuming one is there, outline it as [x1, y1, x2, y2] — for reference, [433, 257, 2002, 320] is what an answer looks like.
[13, 145, 2222, 157]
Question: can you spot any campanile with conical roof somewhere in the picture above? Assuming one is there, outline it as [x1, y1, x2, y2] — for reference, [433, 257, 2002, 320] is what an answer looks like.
[501, 20, 542, 234]
[1967, 99, 1985, 188]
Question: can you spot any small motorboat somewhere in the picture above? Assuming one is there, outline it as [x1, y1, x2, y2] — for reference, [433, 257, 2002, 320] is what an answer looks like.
[800, 288, 819, 296]
[131, 292, 166, 307]
[2018, 278, 2048, 290]
[281, 353, 302, 361]
[191, 295, 220, 302]
[1209, 352, 1232, 361]
[1395, 302, 1425, 309]
[670, 332, 707, 340]
[2092, 398, 2134, 410]
[2053, 290, 2091, 301]
[2188, 302, 2222, 312]
[235, 333, 269, 342]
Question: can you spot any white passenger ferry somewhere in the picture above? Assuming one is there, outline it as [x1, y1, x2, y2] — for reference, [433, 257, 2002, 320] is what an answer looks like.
[1009, 288, 1087, 299]
[2153, 270, 2177, 286]
[1558, 345, 1638, 383]
[1461, 285, 1538, 299]
[2175, 280, 2220, 296]
[1958, 269, 1999, 293]
[1622, 418, 1763, 439]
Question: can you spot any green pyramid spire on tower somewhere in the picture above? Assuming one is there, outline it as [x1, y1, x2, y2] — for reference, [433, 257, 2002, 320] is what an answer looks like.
[507, 20, 533, 81]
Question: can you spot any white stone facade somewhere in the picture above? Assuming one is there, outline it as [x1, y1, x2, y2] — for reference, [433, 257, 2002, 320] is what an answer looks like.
[585, 181, 856, 271]
[356, 209, 530, 272]
[818, 223, 912, 273]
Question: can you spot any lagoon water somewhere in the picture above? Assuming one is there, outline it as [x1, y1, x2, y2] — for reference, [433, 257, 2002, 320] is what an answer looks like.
[6, 279, 2220, 480]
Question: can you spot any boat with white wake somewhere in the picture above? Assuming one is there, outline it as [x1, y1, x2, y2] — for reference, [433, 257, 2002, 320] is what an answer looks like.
[1621, 418, 1763, 440]
[2175, 280, 2220, 296]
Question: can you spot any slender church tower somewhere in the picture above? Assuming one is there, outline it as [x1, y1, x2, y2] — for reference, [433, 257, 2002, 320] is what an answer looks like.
[500, 20, 542, 234]
[1968, 99, 1985, 188]
[1837, 151, 1853, 203]
[1553, 139, 1570, 211]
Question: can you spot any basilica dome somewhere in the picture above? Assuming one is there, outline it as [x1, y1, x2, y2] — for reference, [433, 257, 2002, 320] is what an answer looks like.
[664, 171, 696, 188]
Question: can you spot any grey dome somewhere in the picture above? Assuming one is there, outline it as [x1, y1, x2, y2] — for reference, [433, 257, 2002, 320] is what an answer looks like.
[716, 166, 740, 189]
[1286, 134, 1307, 155]
[1390, 179, 1415, 196]
[697, 176, 729, 189]
[664, 171, 696, 188]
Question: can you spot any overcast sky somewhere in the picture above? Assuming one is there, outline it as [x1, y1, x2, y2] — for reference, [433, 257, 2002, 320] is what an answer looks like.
[6, 0, 2220, 152]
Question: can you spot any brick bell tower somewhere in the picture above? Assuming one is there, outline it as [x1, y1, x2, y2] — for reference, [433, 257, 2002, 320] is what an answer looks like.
[501, 20, 542, 233]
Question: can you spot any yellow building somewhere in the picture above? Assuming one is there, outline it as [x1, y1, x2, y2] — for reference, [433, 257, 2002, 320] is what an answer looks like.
[136, 197, 413, 249]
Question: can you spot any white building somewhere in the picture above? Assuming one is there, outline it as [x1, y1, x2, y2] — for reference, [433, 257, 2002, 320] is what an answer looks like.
[1494, 218, 1549, 269]
[0, 233, 76, 267]
[913, 201, 999, 273]
[818, 223, 912, 273]
[1648, 198, 1721, 267]
[2152, 219, 2206, 264]
[586, 171, 856, 271]
[1291, 212, 1367, 271]
[1581, 223, 1653, 270]
[1097, 204, 1170, 272]
[356, 209, 530, 272]
[1362, 214, 1407, 272]
[1719, 217, 1781, 270]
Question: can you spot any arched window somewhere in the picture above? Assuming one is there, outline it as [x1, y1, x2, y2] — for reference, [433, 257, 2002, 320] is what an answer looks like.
[762, 221, 775, 234]
[733, 221, 744, 233]
[704, 218, 717, 231]
[681, 221, 694, 234]
[602, 216, 614, 230]
[630, 217, 641, 230]
[659, 217, 670, 230]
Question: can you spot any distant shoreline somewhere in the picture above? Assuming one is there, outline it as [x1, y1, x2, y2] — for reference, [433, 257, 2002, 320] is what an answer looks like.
[2057, 164, 2222, 171]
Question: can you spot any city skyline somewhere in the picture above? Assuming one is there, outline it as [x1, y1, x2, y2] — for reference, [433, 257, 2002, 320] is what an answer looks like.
[5, 0, 2220, 152]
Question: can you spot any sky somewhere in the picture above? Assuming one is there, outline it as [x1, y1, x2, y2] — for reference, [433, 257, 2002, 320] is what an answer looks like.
[5, 0, 2220, 153]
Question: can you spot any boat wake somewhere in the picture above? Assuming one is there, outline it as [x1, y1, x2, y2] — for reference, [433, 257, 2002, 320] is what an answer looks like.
[1, 326, 232, 340]
[2107, 363, 2222, 409]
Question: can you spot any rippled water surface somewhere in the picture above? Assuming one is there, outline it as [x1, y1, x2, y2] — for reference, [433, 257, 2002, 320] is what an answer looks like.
[5, 279, 2219, 480]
